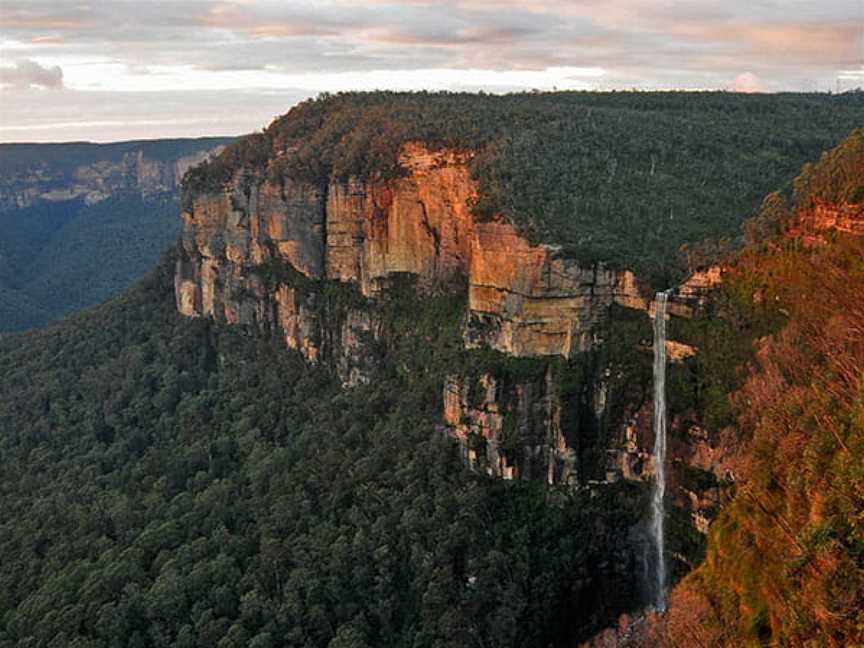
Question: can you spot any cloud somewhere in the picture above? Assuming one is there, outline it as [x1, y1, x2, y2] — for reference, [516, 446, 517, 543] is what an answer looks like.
[0, 0, 860, 140]
[30, 36, 65, 45]
[734, 72, 768, 93]
[0, 59, 63, 89]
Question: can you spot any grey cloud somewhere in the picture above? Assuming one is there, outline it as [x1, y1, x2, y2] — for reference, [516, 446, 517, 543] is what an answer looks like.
[0, 0, 859, 142]
[4, 0, 854, 75]
[0, 59, 63, 89]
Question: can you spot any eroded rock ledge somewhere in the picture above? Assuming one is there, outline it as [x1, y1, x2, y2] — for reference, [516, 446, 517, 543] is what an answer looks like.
[177, 142, 712, 362]
[787, 199, 864, 245]
[176, 141, 722, 492]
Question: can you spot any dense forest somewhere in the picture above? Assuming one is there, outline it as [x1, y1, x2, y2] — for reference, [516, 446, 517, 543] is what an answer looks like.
[0, 195, 181, 332]
[0, 248, 650, 648]
[187, 90, 863, 283]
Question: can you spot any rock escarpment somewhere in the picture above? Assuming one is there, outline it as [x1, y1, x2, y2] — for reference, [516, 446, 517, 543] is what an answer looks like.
[176, 143, 481, 383]
[466, 223, 649, 357]
[787, 199, 864, 245]
[326, 144, 477, 294]
[177, 141, 717, 486]
[178, 142, 673, 356]
[176, 137, 739, 625]
[0, 139, 229, 210]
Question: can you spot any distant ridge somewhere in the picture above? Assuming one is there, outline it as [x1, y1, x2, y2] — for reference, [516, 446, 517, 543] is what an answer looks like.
[0, 136, 236, 332]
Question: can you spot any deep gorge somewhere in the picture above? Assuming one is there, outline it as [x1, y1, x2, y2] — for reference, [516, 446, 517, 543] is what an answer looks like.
[1, 92, 861, 648]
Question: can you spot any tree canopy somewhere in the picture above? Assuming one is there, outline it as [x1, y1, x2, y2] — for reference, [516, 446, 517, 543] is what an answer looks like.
[187, 90, 864, 284]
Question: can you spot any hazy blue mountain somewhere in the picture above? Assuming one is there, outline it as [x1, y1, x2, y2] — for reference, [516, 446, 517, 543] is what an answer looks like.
[0, 137, 234, 332]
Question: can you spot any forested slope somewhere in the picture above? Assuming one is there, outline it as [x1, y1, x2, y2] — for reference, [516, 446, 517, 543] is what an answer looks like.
[0, 137, 232, 333]
[0, 194, 182, 331]
[655, 130, 864, 647]
[0, 250, 646, 648]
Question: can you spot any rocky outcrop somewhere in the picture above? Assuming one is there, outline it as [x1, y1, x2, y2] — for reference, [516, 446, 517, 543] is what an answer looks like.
[0, 140, 229, 210]
[466, 223, 650, 357]
[177, 140, 718, 475]
[178, 141, 672, 362]
[442, 354, 661, 487]
[327, 144, 476, 294]
[787, 200, 864, 245]
[443, 370, 575, 483]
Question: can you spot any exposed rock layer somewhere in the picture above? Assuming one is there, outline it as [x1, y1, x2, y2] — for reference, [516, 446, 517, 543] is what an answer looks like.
[466, 223, 650, 356]
[787, 200, 864, 245]
[0, 142, 227, 210]
[177, 142, 721, 485]
[178, 142, 679, 361]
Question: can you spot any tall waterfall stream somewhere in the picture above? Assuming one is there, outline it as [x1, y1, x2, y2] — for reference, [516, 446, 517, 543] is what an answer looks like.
[650, 291, 670, 612]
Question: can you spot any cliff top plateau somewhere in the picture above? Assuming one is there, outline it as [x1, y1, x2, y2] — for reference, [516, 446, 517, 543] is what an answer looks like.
[186, 90, 863, 284]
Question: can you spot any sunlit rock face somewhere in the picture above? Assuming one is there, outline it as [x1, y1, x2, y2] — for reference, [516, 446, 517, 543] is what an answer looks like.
[179, 141, 667, 363]
[176, 141, 715, 484]
[466, 222, 651, 357]
[326, 144, 477, 294]
[665, 266, 724, 318]
[787, 200, 864, 245]
[176, 143, 476, 382]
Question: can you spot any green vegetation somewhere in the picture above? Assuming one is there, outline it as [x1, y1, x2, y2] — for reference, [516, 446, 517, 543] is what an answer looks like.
[0, 137, 235, 333]
[794, 127, 864, 207]
[2, 98, 861, 648]
[668, 281, 784, 431]
[670, 234, 864, 646]
[186, 91, 863, 283]
[664, 130, 864, 647]
[0, 250, 646, 648]
[0, 194, 182, 333]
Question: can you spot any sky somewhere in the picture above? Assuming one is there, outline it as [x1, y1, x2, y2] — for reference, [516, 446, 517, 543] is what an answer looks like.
[1, 0, 862, 143]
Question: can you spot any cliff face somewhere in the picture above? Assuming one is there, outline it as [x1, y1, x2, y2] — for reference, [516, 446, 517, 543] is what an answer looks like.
[466, 223, 649, 356]
[443, 369, 575, 483]
[0, 141, 228, 210]
[327, 143, 477, 293]
[176, 137, 738, 626]
[178, 143, 719, 483]
[178, 142, 667, 356]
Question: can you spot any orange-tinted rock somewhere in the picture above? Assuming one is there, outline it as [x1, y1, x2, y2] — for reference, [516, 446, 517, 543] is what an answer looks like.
[466, 222, 650, 357]
[325, 144, 476, 294]
[179, 141, 661, 361]
[665, 266, 723, 318]
[176, 169, 326, 331]
[787, 200, 864, 245]
[275, 285, 320, 362]
[666, 340, 696, 362]
[177, 139, 719, 493]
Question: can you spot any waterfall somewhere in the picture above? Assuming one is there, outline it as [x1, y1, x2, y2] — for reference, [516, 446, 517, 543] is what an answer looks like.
[650, 291, 670, 612]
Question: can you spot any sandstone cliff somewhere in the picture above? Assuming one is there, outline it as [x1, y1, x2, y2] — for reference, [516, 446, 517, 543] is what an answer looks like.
[0, 139, 230, 210]
[177, 141, 717, 484]
[175, 137, 742, 627]
[177, 141, 703, 356]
